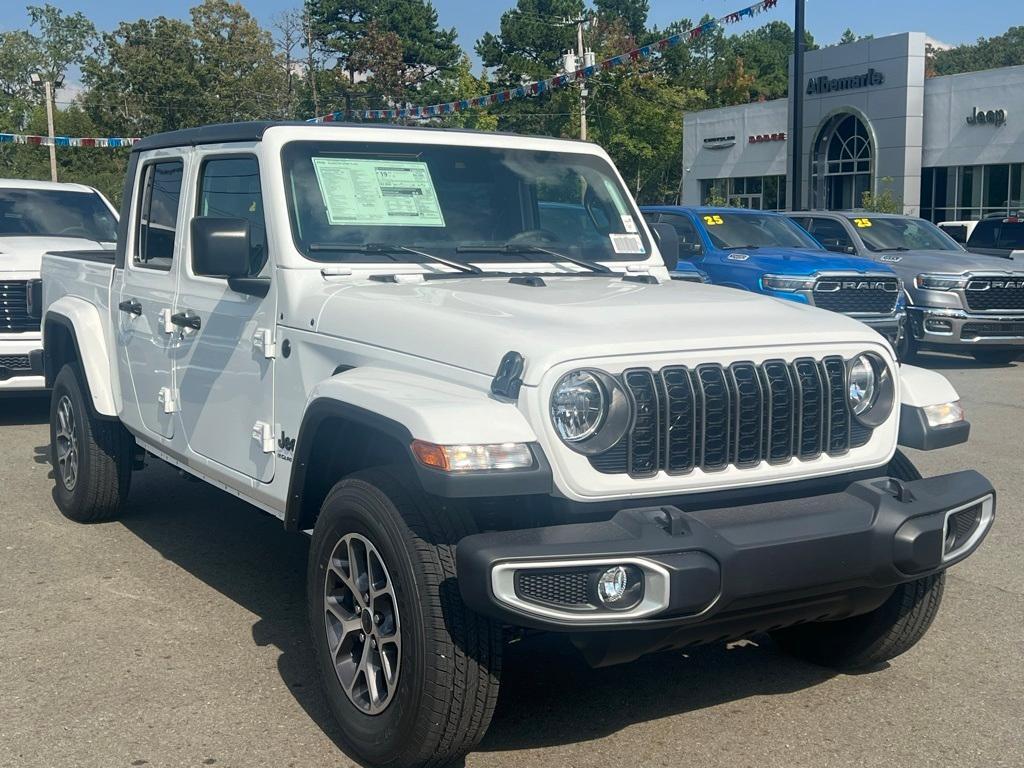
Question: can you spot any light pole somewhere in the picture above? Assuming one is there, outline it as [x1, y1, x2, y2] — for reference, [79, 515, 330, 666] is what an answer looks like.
[30, 72, 62, 182]
[790, 0, 806, 210]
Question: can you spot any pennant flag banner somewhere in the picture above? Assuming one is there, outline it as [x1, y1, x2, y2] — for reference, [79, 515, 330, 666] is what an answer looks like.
[310, 0, 779, 123]
[0, 133, 140, 148]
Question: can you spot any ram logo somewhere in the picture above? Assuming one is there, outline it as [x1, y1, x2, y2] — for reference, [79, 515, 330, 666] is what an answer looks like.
[815, 280, 899, 293]
[967, 279, 1024, 291]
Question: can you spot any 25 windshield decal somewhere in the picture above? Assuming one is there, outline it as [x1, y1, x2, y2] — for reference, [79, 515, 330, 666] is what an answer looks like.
[703, 214, 724, 226]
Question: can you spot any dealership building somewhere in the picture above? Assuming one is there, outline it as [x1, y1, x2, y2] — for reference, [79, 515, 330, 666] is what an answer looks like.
[680, 32, 1024, 221]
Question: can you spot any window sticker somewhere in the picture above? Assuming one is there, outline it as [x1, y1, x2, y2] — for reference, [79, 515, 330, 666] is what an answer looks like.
[703, 214, 724, 226]
[609, 233, 645, 254]
[620, 214, 638, 233]
[853, 217, 873, 228]
[311, 157, 446, 227]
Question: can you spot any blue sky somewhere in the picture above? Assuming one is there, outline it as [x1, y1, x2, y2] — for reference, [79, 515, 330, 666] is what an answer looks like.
[4, 0, 1014, 69]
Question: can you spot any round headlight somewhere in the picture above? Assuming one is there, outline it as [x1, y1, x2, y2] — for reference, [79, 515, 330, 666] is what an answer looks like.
[550, 371, 606, 443]
[845, 353, 895, 428]
[847, 354, 877, 416]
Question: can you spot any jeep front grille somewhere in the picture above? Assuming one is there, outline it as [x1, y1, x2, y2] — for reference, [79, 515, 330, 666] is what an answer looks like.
[589, 357, 872, 478]
[964, 281, 1024, 312]
[0, 281, 39, 333]
[810, 276, 900, 315]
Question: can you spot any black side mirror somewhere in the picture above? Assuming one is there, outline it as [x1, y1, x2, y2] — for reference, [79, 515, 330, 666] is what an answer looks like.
[649, 222, 679, 271]
[192, 217, 251, 278]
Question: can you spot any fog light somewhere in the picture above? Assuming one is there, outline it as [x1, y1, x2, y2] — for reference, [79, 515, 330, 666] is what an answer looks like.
[593, 565, 643, 610]
[925, 318, 953, 333]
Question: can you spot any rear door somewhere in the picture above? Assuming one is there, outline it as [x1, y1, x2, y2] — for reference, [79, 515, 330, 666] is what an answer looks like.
[172, 151, 277, 483]
[117, 156, 186, 440]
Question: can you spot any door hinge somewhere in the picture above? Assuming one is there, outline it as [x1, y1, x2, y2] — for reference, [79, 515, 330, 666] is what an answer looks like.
[252, 421, 275, 453]
[158, 387, 179, 414]
[253, 328, 276, 359]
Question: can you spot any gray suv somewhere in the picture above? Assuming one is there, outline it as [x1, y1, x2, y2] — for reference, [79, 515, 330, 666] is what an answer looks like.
[789, 212, 1024, 364]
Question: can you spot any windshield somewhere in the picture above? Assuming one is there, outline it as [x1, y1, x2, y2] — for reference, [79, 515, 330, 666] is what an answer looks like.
[282, 141, 650, 264]
[968, 219, 1024, 250]
[697, 211, 823, 250]
[0, 189, 117, 241]
[850, 216, 961, 252]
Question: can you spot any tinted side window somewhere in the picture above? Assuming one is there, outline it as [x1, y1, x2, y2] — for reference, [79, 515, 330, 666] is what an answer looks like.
[997, 221, 1024, 249]
[196, 156, 268, 275]
[808, 218, 854, 252]
[939, 224, 968, 243]
[968, 220, 998, 248]
[135, 160, 184, 270]
[660, 213, 702, 260]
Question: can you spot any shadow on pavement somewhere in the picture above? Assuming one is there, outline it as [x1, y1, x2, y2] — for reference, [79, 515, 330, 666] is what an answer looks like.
[115, 462, 838, 759]
[0, 392, 49, 426]
[910, 351, 1020, 370]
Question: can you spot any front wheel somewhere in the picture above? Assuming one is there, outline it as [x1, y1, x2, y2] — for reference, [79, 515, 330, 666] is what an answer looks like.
[308, 468, 502, 768]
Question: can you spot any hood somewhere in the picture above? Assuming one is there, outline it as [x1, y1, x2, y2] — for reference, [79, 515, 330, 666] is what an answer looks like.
[725, 247, 894, 276]
[314, 275, 882, 381]
[864, 248, 1024, 278]
[0, 236, 114, 273]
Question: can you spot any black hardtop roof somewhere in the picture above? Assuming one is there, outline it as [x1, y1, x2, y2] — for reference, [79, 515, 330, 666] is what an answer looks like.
[131, 120, 589, 153]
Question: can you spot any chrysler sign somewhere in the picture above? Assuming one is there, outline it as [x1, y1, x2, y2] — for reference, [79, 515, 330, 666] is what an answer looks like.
[806, 68, 885, 95]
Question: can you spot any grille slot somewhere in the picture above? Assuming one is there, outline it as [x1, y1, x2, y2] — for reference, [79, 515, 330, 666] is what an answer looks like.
[0, 354, 32, 370]
[591, 356, 865, 477]
[811, 276, 900, 315]
[0, 281, 39, 333]
[516, 570, 591, 607]
[964, 282, 1024, 311]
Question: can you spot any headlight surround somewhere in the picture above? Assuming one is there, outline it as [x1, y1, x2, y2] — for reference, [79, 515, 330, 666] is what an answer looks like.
[915, 274, 968, 291]
[762, 274, 815, 292]
[845, 352, 895, 428]
[549, 369, 632, 454]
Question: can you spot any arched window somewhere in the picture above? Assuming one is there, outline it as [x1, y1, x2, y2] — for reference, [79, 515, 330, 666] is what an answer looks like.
[811, 113, 873, 210]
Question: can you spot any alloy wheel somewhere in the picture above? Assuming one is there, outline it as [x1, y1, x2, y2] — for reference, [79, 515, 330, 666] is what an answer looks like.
[324, 532, 402, 715]
[55, 395, 79, 492]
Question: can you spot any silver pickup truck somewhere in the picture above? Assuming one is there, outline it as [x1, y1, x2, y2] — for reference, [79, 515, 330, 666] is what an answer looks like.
[790, 212, 1024, 364]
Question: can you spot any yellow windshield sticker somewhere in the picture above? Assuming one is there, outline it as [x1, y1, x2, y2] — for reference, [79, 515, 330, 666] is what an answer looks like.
[853, 217, 873, 228]
[703, 214, 724, 226]
[311, 157, 446, 227]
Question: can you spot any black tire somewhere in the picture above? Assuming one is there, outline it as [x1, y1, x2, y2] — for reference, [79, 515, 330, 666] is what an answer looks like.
[895, 327, 918, 363]
[49, 363, 133, 522]
[971, 349, 1020, 365]
[770, 450, 945, 671]
[308, 467, 502, 768]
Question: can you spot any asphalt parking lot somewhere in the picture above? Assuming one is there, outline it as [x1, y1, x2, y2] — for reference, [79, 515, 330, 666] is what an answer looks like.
[1, 352, 1022, 768]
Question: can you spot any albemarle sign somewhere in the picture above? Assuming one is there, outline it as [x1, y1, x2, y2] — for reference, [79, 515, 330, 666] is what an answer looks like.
[807, 68, 885, 95]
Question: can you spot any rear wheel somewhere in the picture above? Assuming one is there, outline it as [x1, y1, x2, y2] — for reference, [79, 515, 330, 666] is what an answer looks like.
[895, 327, 918, 363]
[49, 363, 133, 522]
[308, 467, 502, 768]
[770, 451, 945, 670]
[971, 349, 1020, 365]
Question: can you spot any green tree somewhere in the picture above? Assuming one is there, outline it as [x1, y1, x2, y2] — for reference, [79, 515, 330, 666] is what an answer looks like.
[594, 0, 648, 39]
[727, 21, 817, 102]
[861, 177, 904, 214]
[25, 4, 96, 87]
[476, 0, 584, 85]
[932, 27, 1024, 76]
[0, 30, 41, 129]
[839, 28, 857, 45]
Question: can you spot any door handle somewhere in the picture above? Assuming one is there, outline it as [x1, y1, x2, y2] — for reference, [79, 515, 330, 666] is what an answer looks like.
[170, 312, 201, 331]
[118, 299, 142, 316]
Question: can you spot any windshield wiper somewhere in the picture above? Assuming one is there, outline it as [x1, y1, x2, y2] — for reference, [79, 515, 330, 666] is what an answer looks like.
[307, 242, 481, 274]
[874, 247, 911, 252]
[455, 243, 613, 274]
[726, 244, 761, 250]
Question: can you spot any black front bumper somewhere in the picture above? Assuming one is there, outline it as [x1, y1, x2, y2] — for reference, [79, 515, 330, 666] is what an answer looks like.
[457, 470, 994, 635]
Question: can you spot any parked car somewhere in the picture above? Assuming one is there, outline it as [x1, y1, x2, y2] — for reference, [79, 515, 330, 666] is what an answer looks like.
[963, 214, 1024, 260]
[0, 178, 117, 392]
[936, 219, 979, 244]
[789, 212, 1024, 364]
[641, 206, 904, 347]
[41, 122, 994, 768]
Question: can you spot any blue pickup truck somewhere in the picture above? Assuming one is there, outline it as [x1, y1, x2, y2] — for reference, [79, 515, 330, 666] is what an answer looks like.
[641, 206, 905, 346]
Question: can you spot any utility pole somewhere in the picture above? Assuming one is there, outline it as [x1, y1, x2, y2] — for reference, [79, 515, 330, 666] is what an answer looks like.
[31, 73, 59, 182]
[576, 18, 587, 141]
[790, 0, 806, 210]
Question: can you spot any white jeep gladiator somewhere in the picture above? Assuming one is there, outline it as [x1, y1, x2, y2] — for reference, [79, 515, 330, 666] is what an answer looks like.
[0, 178, 117, 391]
[40, 122, 995, 768]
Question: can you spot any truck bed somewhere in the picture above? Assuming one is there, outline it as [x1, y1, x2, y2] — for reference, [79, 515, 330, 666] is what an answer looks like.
[42, 251, 116, 316]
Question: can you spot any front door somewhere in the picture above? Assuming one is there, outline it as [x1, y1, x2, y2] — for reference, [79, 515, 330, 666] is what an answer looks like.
[118, 157, 186, 440]
[173, 152, 277, 483]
